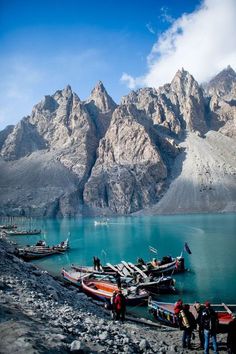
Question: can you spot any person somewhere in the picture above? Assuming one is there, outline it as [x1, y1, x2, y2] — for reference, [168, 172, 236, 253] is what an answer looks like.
[174, 299, 183, 316]
[195, 301, 204, 349]
[115, 272, 121, 289]
[201, 301, 219, 354]
[110, 291, 117, 319]
[179, 304, 196, 349]
[151, 258, 158, 267]
[93, 256, 97, 270]
[114, 289, 126, 321]
[227, 315, 236, 354]
[97, 257, 101, 271]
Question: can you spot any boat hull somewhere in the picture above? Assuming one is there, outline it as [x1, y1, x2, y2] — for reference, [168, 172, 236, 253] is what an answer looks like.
[81, 278, 148, 306]
[148, 300, 235, 333]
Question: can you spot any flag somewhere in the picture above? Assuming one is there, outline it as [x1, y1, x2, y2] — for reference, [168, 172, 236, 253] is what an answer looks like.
[149, 245, 158, 254]
[184, 242, 192, 254]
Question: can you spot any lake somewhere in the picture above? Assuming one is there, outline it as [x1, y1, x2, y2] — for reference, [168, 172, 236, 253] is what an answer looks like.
[4, 213, 236, 305]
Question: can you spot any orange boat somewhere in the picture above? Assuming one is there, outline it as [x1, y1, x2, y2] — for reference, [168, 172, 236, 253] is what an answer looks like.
[81, 276, 149, 306]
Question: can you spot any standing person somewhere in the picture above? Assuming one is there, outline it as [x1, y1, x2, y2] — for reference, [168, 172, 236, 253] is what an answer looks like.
[201, 301, 219, 354]
[110, 291, 117, 319]
[174, 299, 183, 316]
[227, 315, 236, 354]
[97, 257, 101, 271]
[115, 272, 121, 289]
[179, 304, 196, 349]
[195, 302, 204, 349]
[114, 289, 126, 321]
[93, 256, 97, 270]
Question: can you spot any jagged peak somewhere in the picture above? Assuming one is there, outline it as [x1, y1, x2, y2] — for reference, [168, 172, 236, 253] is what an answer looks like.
[172, 67, 195, 83]
[63, 84, 72, 92]
[91, 81, 107, 96]
[88, 81, 117, 112]
[205, 65, 236, 96]
[209, 65, 236, 83]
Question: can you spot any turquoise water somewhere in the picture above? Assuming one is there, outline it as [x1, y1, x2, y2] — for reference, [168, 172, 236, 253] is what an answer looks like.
[5, 213, 236, 305]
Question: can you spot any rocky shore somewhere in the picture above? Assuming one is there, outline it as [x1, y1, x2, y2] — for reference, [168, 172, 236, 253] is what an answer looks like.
[0, 235, 229, 354]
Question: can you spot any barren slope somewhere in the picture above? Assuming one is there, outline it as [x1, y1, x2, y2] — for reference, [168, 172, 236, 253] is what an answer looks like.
[144, 131, 236, 214]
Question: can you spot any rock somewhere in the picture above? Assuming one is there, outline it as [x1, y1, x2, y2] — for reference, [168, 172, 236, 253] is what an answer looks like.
[70, 340, 89, 353]
[99, 331, 109, 341]
[139, 338, 149, 351]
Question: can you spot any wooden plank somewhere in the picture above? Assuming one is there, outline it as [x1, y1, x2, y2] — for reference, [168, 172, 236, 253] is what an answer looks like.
[128, 262, 148, 279]
[121, 261, 135, 275]
[106, 263, 123, 276]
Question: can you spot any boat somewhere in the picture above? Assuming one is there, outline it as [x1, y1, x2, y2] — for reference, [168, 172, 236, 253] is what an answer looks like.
[17, 239, 69, 260]
[148, 299, 236, 332]
[5, 229, 42, 236]
[94, 220, 108, 226]
[135, 255, 185, 276]
[0, 224, 17, 230]
[62, 266, 175, 294]
[81, 275, 149, 306]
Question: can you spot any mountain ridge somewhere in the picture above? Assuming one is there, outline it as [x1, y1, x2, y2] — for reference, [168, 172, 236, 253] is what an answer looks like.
[0, 67, 235, 217]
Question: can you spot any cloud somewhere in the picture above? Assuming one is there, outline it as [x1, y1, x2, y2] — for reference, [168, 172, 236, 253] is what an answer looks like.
[146, 23, 155, 35]
[121, 0, 236, 89]
[159, 6, 174, 24]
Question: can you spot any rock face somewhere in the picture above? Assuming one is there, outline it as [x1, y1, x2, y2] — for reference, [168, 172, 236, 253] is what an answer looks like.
[0, 68, 236, 217]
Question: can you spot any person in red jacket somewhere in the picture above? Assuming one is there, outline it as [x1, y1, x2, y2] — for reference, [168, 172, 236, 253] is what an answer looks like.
[114, 290, 126, 321]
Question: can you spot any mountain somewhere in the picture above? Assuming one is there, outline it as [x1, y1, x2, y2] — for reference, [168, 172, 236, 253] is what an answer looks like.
[0, 68, 236, 217]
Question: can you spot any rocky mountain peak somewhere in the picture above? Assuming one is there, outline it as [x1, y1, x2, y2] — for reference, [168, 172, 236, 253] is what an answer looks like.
[205, 65, 236, 97]
[171, 68, 199, 95]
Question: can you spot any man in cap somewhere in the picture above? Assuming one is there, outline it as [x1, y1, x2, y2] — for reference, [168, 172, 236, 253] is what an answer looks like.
[201, 301, 219, 354]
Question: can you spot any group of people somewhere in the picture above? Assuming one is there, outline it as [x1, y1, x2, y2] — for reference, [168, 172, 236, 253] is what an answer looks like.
[174, 299, 236, 354]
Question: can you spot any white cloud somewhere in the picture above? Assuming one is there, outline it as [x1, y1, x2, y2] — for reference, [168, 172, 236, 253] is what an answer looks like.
[122, 0, 236, 89]
[146, 23, 155, 35]
[120, 73, 137, 89]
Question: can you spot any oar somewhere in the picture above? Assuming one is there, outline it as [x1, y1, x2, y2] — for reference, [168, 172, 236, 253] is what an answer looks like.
[222, 302, 233, 315]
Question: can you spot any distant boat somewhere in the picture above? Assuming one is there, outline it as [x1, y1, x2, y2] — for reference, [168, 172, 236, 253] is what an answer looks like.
[4, 229, 42, 236]
[148, 299, 236, 332]
[0, 224, 17, 230]
[17, 238, 69, 260]
[94, 220, 108, 226]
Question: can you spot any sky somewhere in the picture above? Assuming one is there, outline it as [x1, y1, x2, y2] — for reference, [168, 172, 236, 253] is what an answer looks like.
[0, 0, 236, 130]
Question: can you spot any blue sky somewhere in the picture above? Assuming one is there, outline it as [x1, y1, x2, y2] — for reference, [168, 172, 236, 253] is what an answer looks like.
[0, 0, 235, 130]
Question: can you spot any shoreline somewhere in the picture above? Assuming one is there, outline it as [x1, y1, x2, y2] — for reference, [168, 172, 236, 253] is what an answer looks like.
[0, 234, 229, 353]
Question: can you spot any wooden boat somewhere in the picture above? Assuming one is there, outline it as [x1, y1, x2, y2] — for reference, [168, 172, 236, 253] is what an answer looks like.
[5, 229, 42, 236]
[62, 267, 175, 294]
[135, 255, 185, 276]
[81, 276, 149, 306]
[17, 239, 69, 260]
[0, 224, 17, 230]
[148, 299, 236, 332]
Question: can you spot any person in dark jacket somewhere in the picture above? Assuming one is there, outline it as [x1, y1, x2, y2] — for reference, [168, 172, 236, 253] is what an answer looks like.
[115, 272, 121, 289]
[195, 301, 204, 349]
[227, 315, 236, 354]
[114, 290, 126, 321]
[179, 304, 196, 349]
[201, 301, 219, 354]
